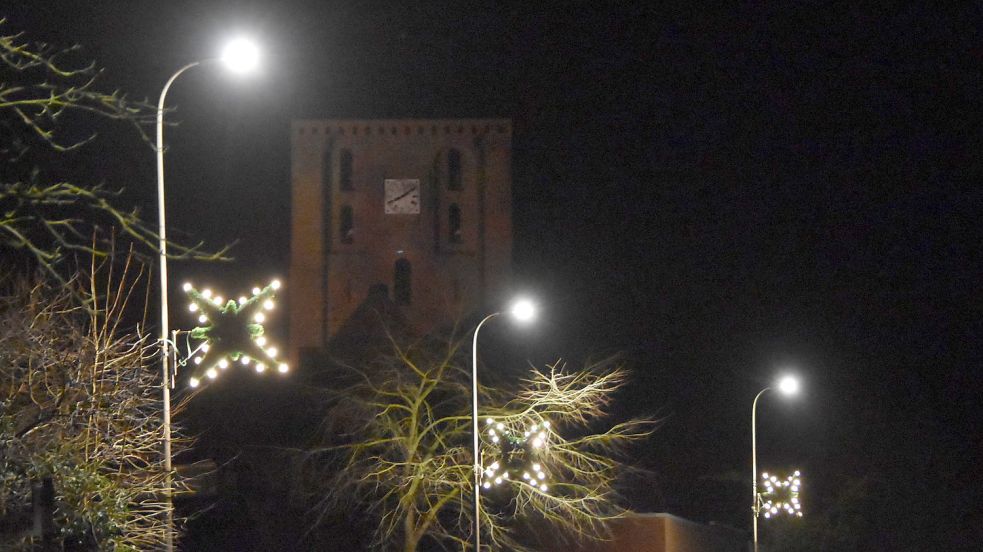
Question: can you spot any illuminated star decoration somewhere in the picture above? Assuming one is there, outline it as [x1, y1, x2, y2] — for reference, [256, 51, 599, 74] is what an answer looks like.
[759, 470, 803, 518]
[481, 418, 552, 494]
[181, 279, 288, 388]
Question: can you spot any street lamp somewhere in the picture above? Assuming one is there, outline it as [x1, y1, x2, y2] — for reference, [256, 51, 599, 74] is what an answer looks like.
[471, 297, 537, 551]
[751, 374, 800, 552]
[155, 36, 259, 552]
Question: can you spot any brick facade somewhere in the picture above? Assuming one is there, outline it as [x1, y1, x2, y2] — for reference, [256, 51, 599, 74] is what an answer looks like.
[289, 119, 512, 362]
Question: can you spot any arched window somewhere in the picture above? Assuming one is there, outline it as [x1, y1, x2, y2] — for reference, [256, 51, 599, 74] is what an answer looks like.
[448, 203, 462, 243]
[340, 149, 353, 191]
[340, 205, 354, 243]
[447, 148, 462, 190]
[394, 259, 411, 305]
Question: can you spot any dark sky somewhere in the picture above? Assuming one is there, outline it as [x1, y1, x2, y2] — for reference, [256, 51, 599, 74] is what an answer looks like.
[6, 1, 981, 548]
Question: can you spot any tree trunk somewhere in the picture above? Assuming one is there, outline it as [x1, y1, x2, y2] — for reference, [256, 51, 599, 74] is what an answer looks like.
[403, 508, 418, 552]
[32, 476, 56, 551]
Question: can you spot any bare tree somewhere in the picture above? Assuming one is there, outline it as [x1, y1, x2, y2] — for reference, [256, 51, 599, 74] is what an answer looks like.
[0, 253, 185, 551]
[0, 20, 226, 284]
[304, 331, 654, 552]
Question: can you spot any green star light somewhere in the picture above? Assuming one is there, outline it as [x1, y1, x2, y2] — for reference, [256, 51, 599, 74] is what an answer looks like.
[759, 470, 803, 518]
[181, 279, 288, 388]
[481, 418, 553, 494]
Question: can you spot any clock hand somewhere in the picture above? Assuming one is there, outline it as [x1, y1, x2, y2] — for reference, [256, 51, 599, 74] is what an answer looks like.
[387, 186, 418, 204]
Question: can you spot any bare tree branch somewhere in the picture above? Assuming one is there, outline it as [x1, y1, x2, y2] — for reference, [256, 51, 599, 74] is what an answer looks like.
[302, 331, 656, 552]
[0, 20, 230, 288]
[0, 254, 187, 550]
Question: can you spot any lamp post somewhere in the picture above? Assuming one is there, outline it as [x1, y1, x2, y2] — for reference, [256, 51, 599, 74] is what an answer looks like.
[155, 37, 259, 552]
[751, 374, 800, 552]
[471, 298, 536, 551]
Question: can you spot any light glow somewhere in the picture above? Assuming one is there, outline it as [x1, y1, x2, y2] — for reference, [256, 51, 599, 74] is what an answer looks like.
[509, 297, 536, 323]
[220, 37, 260, 74]
[777, 375, 801, 396]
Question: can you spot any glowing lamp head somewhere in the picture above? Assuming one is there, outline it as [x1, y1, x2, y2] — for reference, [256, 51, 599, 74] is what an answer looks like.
[509, 298, 536, 323]
[220, 37, 260, 74]
[777, 375, 801, 396]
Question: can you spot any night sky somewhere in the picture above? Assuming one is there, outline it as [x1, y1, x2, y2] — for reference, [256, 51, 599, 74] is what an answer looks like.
[6, 2, 981, 549]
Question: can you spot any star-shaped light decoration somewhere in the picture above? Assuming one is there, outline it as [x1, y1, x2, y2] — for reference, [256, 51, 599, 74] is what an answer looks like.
[181, 279, 288, 388]
[759, 470, 803, 518]
[481, 418, 553, 494]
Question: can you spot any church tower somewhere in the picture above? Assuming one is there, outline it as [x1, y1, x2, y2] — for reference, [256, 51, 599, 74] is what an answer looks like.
[288, 119, 513, 363]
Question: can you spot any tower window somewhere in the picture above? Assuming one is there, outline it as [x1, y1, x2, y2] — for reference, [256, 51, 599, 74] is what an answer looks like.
[448, 148, 462, 190]
[321, 150, 332, 190]
[448, 203, 462, 243]
[394, 258, 412, 305]
[340, 149, 353, 191]
[340, 205, 354, 243]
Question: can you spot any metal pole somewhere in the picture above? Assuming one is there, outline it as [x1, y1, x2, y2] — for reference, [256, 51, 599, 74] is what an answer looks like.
[157, 61, 200, 552]
[471, 312, 499, 552]
[751, 387, 769, 552]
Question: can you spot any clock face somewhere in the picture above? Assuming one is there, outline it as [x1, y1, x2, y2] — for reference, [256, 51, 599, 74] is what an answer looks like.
[384, 179, 421, 214]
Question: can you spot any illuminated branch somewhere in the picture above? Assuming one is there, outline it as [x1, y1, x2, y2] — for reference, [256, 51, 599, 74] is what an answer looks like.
[0, 21, 229, 287]
[303, 333, 655, 552]
[0, 254, 186, 549]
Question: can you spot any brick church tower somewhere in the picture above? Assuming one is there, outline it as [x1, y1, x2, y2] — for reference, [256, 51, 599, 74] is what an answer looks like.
[288, 119, 513, 363]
